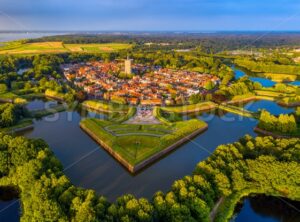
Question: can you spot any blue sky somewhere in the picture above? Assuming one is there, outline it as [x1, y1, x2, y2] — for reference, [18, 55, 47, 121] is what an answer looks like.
[0, 0, 300, 31]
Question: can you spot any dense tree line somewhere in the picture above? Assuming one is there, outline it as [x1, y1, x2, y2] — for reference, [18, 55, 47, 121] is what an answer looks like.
[0, 103, 28, 127]
[258, 110, 297, 134]
[0, 54, 88, 103]
[0, 133, 299, 221]
[235, 58, 300, 75]
[28, 33, 300, 53]
[216, 76, 262, 98]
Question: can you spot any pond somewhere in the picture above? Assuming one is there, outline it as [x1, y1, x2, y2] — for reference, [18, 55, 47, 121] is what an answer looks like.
[233, 196, 300, 222]
[0, 99, 297, 221]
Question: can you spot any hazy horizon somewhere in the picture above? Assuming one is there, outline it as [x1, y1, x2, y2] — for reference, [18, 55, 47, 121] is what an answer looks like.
[0, 0, 300, 31]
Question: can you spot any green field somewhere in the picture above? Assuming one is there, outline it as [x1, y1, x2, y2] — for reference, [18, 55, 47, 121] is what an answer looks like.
[0, 41, 132, 54]
[80, 118, 207, 170]
[263, 73, 298, 82]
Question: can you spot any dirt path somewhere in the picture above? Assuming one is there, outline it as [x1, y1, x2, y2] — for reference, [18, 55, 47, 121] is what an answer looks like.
[210, 197, 224, 222]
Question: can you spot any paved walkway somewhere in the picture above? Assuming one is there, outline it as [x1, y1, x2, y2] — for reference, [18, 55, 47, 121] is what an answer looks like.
[124, 106, 161, 125]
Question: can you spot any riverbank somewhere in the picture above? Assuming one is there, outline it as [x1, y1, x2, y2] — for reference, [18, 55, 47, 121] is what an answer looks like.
[214, 188, 300, 222]
[226, 92, 299, 108]
[0, 119, 34, 134]
[218, 104, 259, 119]
[254, 126, 300, 138]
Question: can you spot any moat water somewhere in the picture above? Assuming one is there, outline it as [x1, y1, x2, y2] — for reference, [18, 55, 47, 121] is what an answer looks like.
[234, 66, 300, 87]
[0, 69, 299, 221]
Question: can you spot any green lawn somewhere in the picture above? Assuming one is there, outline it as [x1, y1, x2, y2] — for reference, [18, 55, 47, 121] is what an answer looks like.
[80, 118, 207, 169]
[105, 124, 173, 136]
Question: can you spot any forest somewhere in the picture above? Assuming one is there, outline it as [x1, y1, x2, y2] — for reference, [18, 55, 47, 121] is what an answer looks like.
[235, 58, 300, 75]
[258, 110, 298, 135]
[0, 133, 299, 222]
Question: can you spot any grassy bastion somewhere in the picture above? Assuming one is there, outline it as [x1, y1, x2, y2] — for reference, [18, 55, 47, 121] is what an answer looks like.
[80, 118, 208, 173]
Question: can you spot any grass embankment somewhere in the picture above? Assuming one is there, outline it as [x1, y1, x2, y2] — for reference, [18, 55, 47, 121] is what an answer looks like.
[0, 118, 33, 134]
[254, 127, 300, 138]
[44, 89, 65, 101]
[161, 101, 216, 114]
[82, 100, 135, 123]
[153, 107, 172, 125]
[31, 104, 66, 118]
[109, 107, 137, 123]
[82, 100, 129, 113]
[228, 89, 298, 106]
[218, 104, 259, 119]
[254, 89, 293, 99]
[230, 93, 256, 103]
[263, 73, 298, 82]
[255, 89, 300, 106]
[0, 41, 132, 54]
[80, 118, 207, 172]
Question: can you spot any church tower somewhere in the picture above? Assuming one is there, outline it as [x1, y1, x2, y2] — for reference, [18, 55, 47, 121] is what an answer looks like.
[124, 56, 132, 75]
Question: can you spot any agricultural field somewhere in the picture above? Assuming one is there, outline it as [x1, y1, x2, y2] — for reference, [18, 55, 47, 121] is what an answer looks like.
[0, 41, 132, 54]
[64, 43, 132, 52]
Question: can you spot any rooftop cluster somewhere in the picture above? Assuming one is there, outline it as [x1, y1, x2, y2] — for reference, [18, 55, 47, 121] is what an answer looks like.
[63, 61, 219, 105]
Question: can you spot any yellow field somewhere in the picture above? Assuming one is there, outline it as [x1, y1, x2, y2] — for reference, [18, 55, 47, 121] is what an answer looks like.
[263, 73, 298, 82]
[0, 41, 132, 54]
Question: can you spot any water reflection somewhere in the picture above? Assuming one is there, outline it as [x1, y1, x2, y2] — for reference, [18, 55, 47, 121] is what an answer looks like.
[0, 187, 20, 222]
[4, 99, 297, 221]
[233, 196, 300, 222]
[240, 100, 294, 115]
[26, 99, 58, 111]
